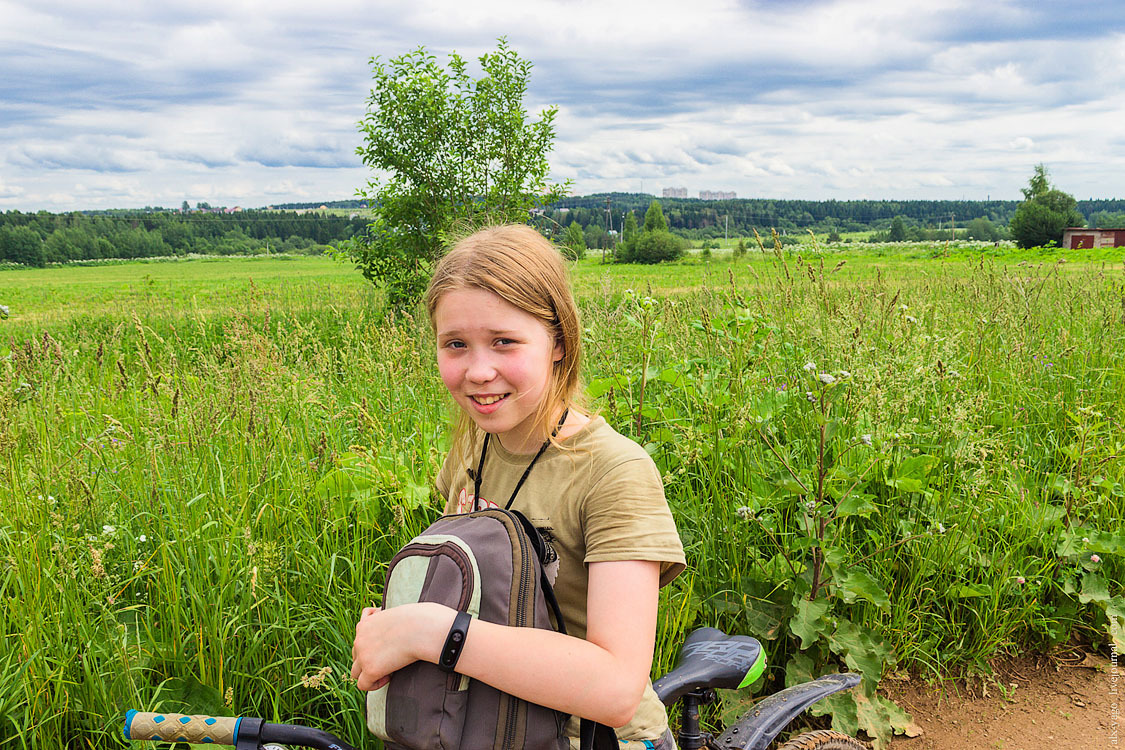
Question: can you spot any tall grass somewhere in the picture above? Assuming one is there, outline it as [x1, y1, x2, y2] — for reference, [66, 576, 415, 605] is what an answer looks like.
[1, 248, 1122, 747]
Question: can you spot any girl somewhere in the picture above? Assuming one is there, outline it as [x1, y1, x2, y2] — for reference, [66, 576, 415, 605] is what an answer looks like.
[351, 224, 685, 748]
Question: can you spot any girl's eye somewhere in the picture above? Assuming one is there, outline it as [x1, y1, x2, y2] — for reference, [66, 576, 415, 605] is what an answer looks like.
[443, 340, 466, 350]
[496, 338, 517, 346]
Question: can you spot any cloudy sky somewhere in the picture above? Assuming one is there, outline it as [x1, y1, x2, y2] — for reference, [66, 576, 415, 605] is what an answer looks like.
[2, 0, 1123, 211]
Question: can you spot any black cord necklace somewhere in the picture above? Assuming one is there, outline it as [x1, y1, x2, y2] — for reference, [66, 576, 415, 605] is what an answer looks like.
[472, 408, 569, 511]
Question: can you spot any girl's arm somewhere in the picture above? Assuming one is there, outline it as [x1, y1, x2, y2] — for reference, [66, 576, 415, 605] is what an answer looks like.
[351, 559, 660, 728]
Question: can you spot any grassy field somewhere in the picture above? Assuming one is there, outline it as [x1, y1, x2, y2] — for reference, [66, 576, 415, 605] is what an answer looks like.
[2, 245, 1124, 747]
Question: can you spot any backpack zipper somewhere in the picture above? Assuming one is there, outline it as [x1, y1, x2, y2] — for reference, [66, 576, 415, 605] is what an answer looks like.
[502, 511, 535, 750]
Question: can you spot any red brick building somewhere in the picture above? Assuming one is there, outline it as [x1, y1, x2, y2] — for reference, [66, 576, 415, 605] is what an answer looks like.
[1062, 227, 1125, 249]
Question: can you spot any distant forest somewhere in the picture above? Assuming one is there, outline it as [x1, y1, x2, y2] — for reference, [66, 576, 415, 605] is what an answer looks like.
[0, 209, 366, 266]
[544, 194, 1125, 245]
[3, 194, 1124, 266]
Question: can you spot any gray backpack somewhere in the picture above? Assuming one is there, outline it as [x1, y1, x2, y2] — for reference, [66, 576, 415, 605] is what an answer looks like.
[368, 507, 601, 750]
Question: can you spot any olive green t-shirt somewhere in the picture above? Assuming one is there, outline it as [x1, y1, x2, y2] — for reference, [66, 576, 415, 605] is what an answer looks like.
[435, 416, 686, 742]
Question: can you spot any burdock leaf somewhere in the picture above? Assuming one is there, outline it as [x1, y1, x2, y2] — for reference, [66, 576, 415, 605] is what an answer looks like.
[854, 691, 917, 750]
[1079, 572, 1109, 604]
[838, 568, 891, 610]
[789, 597, 831, 649]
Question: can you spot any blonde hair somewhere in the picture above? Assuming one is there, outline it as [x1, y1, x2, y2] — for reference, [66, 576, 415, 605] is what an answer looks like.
[425, 224, 584, 470]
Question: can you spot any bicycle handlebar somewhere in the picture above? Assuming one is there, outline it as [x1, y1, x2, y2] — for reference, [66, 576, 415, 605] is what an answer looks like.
[123, 710, 239, 744]
[123, 709, 357, 750]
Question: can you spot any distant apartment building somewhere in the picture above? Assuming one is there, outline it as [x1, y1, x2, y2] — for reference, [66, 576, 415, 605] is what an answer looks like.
[663, 187, 688, 199]
[699, 190, 737, 201]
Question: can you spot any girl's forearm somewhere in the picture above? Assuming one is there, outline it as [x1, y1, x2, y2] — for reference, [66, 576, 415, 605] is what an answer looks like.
[425, 606, 652, 727]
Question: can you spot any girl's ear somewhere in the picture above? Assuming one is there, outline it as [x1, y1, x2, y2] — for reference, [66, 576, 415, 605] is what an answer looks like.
[553, 339, 564, 363]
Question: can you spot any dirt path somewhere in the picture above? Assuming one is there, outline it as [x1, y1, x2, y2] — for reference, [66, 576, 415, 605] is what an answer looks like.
[883, 653, 1118, 749]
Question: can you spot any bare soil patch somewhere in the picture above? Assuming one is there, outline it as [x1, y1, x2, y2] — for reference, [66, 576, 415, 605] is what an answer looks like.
[883, 653, 1118, 750]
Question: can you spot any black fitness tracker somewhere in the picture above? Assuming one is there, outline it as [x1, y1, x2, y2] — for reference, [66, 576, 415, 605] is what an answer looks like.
[438, 610, 472, 673]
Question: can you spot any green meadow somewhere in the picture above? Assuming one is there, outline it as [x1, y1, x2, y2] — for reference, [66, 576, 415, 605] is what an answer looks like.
[2, 244, 1123, 747]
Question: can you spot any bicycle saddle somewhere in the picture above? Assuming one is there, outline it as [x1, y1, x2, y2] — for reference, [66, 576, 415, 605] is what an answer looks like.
[652, 627, 766, 706]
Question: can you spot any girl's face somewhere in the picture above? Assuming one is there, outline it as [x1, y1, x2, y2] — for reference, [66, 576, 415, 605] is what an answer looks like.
[434, 287, 563, 454]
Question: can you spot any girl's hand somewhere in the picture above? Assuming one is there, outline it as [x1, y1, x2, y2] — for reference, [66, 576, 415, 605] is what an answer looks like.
[350, 603, 454, 691]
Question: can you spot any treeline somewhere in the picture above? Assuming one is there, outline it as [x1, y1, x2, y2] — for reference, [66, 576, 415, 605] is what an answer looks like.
[545, 193, 1125, 243]
[0, 210, 367, 267]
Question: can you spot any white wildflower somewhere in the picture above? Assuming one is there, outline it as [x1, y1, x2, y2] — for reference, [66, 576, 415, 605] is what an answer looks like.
[818, 373, 836, 385]
[803, 362, 817, 372]
[838, 370, 851, 379]
[735, 506, 754, 520]
[906, 315, 917, 324]
[1083, 537, 1090, 544]
[860, 434, 873, 446]
[102, 525, 116, 535]
[806, 391, 817, 403]
[138, 534, 147, 543]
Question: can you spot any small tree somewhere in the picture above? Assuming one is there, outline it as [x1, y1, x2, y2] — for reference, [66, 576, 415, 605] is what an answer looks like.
[349, 39, 569, 309]
[619, 200, 682, 264]
[617, 211, 639, 261]
[623, 211, 638, 242]
[1009, 164, 1083, 249]
[888, 216, 907, 242]
[966, 217, 1000, 242]
[563, 221, 586, 261]
[643, 200, 668, 232]
[629, 231, 683, 264]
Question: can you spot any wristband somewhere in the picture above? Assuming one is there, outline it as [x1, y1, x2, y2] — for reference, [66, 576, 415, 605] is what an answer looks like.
[438, 611, 472, 673]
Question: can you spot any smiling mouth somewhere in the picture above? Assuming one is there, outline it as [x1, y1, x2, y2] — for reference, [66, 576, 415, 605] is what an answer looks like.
[471, 394, 509, 405]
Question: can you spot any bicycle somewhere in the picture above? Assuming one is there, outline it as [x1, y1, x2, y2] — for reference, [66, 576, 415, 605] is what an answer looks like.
[122, 626, 865, 750]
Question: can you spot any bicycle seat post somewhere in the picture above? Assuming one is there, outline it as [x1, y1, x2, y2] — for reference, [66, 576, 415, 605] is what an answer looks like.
[676, 688, 715, 750]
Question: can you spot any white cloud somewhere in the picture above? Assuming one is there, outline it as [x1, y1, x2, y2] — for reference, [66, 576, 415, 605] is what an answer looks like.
[1, 0, 1123, 210]
[0, 178, 25, 198]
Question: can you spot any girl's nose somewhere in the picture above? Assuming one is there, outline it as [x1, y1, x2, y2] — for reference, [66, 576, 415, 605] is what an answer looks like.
[465, 353, 496, 383]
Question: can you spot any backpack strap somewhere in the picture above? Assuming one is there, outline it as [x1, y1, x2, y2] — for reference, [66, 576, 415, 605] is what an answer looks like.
[508, 508, 616, 749]
[580, 718, 618, 750]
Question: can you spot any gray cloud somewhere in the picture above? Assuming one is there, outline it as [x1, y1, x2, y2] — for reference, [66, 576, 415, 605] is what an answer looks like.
[1, 0, 1122, 210]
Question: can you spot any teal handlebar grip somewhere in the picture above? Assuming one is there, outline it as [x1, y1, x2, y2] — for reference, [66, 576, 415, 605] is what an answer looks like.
[123, 709, 240, 745]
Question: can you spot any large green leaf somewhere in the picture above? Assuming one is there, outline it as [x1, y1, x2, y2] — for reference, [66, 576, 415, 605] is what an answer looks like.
[896, 454, 939, 479]
[154, 676, 224, 717]
[835, 493, 878, 518]
[1106, 597, 1125, 650]
[837, 568, 891, 610]
[313, 451, 378, 499]
[789, 597, 831, 649]
[585, 373, 630, 399]
[783, 651, 817, 687]
[854, 691, 919, 750]
[1086, 529, 1125, 555]
[1079, 572, 1109, 604]
[827, 619, 894, 686]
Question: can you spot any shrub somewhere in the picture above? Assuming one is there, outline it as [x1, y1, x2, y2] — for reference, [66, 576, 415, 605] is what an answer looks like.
[629, 230, 683, 264]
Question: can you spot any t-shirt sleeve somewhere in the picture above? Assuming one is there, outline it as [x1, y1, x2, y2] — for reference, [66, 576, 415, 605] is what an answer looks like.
[581, 455, 686, 587]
